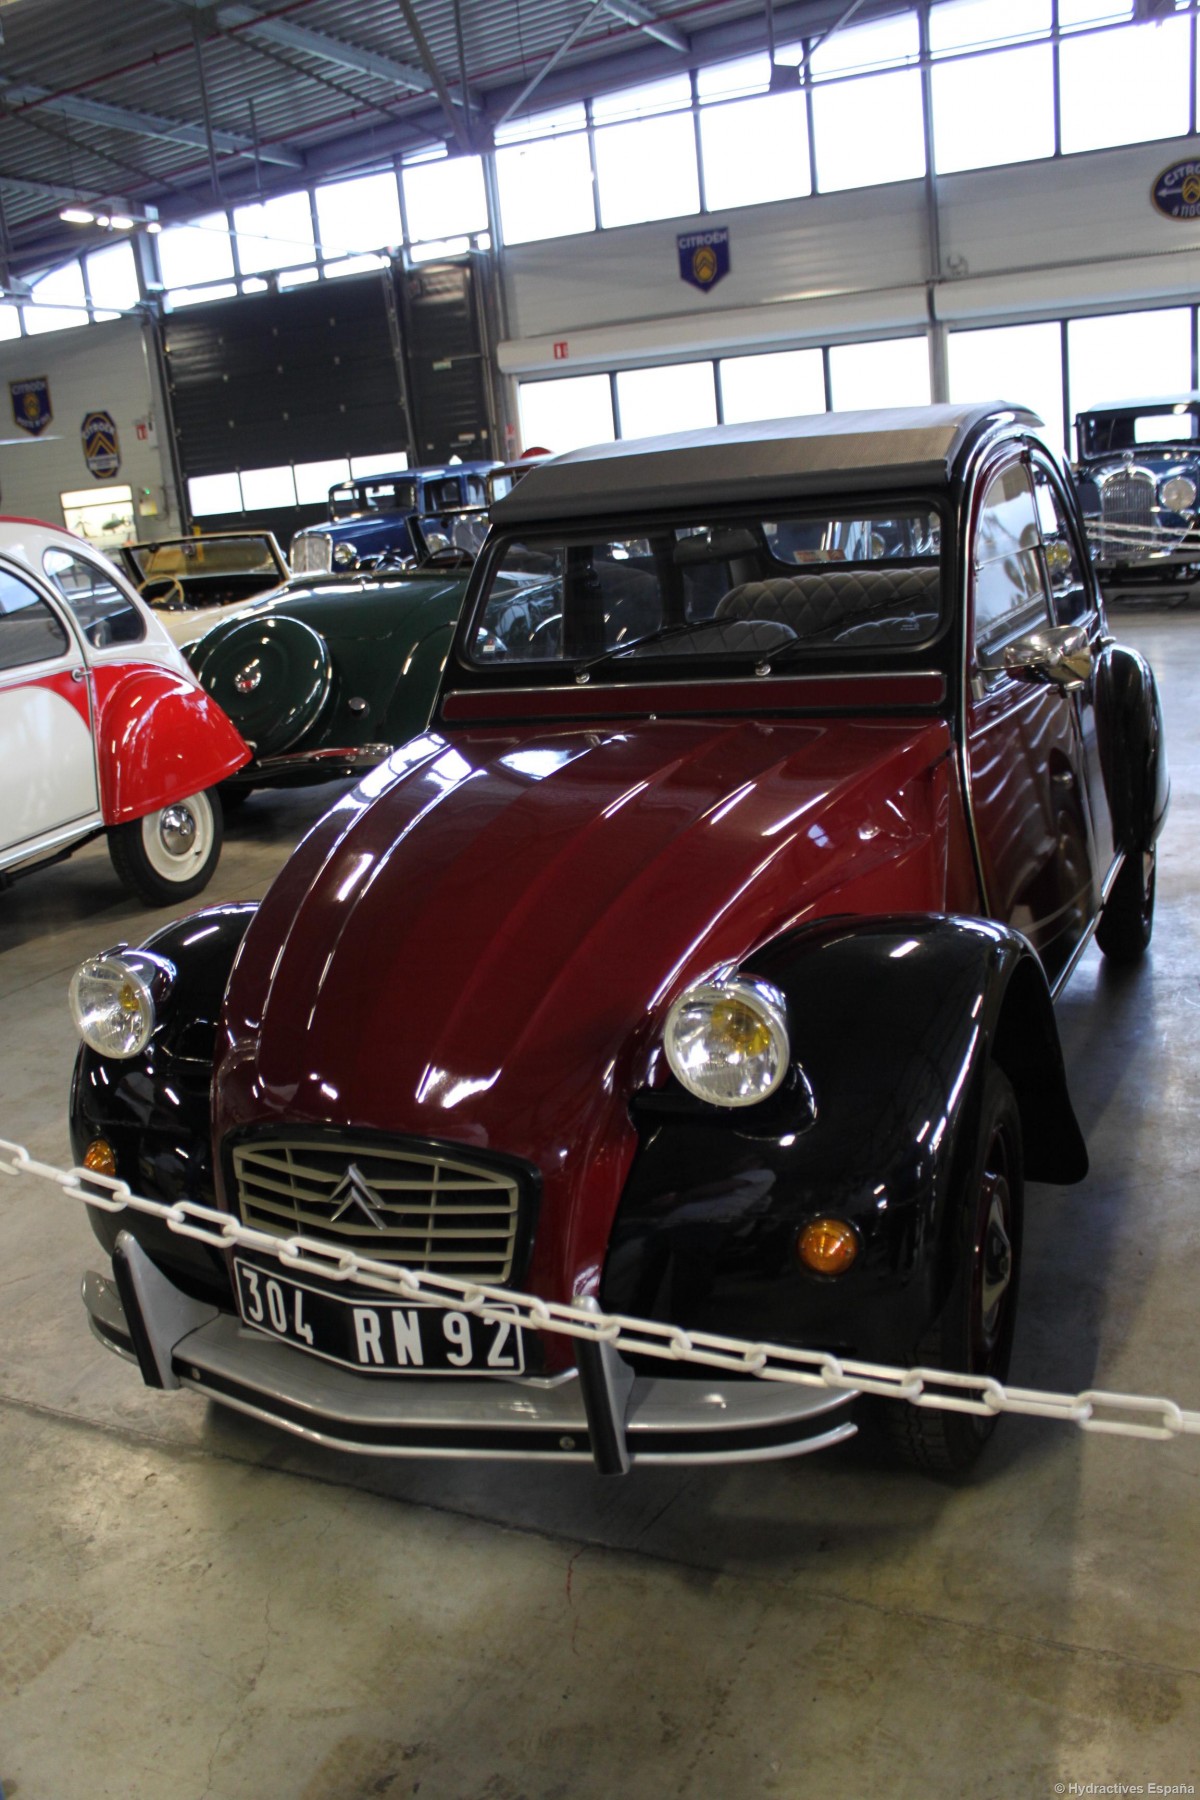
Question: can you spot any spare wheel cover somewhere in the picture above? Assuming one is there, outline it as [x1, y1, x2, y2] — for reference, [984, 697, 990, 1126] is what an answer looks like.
[195, 616, 333, 757]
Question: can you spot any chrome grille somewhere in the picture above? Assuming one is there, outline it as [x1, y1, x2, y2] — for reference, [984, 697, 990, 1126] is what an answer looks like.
[231, 1137, 522, 1282]
[289, 533, 332, 575]
[1100, 469, 1155, 529]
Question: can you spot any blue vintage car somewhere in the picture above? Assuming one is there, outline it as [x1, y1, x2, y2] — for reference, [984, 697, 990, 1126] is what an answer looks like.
[1074, 394, 1200, 586]
[289, 462, 497, 574]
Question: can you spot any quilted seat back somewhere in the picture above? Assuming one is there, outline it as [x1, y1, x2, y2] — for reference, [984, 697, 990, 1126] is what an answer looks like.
[714, 566, 940, 640]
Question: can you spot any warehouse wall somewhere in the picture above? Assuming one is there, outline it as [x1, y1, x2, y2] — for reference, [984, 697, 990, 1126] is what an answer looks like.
[0, 316, 178, 533]
[498, 133, 1200, 377]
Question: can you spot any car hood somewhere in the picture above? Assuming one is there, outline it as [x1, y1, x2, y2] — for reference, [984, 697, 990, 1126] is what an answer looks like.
[215, 712, 952, 1308]
[225, 571, 471, 640]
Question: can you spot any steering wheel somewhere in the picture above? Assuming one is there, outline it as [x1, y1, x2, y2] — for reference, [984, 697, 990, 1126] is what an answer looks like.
[526, 612, 563, 657]
[421, 546, 476, 571]
[139, 575, 188, 612]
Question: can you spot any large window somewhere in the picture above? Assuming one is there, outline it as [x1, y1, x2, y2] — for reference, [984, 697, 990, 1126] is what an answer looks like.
[809, 15, 925, 193]
[495, 104, 595, 245]
[697, 57, 810, 210]
[719, 350, 826, 424]
[314, 172, 403, 259]
[593, 76, 699, 228]
[86, 242, 141, 314]
[25, 263, 89, 335]
[949, 322, 1066, 452]
[1066, 309, 1194, 439]
[930, 1, 1055, 173]
[158, 213, 235, 288]
[239, 465, 298, 511]
[188, 474, 243, 518]
[402, 153, 488, 244]
[519, 374, 616, 453]
[616, 363, 717, 439]
[1059, 11, 1192, 151]
[828, 337, 931, 411]
[234, 192, 315, 274]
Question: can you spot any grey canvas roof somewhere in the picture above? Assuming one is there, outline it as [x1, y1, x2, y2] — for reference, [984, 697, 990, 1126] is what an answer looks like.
[494, 403, 1043, 526]
[1078, 393, 1200, 416]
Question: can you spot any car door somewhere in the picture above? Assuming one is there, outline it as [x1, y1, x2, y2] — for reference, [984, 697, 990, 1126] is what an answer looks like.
[0, 560, 100, 862]
[962, 452, 1101, 991]
[1029, 450, 1115, 896]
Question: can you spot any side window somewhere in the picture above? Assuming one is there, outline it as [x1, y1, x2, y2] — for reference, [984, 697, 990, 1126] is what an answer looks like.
[1032, 464, 1090, 624]
[43, 548, 146, 648]
[0, 568, 71, 672]
[973, 461, 1051, 660]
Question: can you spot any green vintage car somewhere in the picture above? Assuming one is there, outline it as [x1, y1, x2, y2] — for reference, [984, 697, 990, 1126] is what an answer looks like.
[186, 537, 556, 794]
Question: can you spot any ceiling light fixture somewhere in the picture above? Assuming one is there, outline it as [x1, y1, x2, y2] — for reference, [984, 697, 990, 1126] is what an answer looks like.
[58, 202, 160, 234]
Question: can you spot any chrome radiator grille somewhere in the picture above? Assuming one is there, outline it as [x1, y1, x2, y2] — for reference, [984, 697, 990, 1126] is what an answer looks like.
[288, 533, 332, 574]
[231, 1136, 522, 1282]
[1100, 470, 1155, 529]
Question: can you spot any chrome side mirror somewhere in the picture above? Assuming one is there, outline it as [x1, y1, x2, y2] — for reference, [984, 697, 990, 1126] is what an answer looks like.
[1001, 623, 1093, 691]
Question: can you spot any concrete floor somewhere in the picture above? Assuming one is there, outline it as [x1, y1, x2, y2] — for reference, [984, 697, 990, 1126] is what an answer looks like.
[1, 616, 1199, 1800]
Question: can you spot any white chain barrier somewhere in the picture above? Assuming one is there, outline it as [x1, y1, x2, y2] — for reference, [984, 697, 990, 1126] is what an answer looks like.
[3, 1136, 1198, 1444]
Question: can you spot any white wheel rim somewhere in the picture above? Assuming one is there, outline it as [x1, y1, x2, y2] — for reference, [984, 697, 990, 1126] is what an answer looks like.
[140, 792, 215, 883]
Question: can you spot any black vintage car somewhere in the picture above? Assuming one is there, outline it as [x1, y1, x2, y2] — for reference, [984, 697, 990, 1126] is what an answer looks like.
[1074, 394, 1200, 585]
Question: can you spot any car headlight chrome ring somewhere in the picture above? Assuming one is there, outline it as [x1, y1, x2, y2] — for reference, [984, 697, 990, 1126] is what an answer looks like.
[332, 540, 358, 568]
[69, 951, 176, 1060]
[1160, 474, 1197, 515]
[664, 974, 791, 1108]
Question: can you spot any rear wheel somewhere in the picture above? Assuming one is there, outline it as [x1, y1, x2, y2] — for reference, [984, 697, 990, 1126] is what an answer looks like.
[108, 789, 222, 905]
[885, 1066, 1023, 1476]
[1095, 846, 1155, 964]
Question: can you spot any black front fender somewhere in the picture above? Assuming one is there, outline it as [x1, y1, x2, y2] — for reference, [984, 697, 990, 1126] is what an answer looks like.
[69, 901, 258, 1304]
[1095, 642, 1169, 853]
[603, 915, 1086, 1365]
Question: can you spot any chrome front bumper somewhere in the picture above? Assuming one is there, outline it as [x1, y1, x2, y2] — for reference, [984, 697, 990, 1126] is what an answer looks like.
[227, 744, 394, 786]
[84, 1235, 857, 1472]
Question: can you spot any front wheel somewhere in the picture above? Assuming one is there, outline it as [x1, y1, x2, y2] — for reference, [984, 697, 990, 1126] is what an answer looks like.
[1095, 845, 1155, 964]
[107, 789, 223, 905]
[884, 1066, 1023, 1477]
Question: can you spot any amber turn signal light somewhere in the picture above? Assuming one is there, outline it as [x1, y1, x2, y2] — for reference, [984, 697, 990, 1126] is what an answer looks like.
[797, 1218, 858, 1276]
[83, 1139, 117, 1178]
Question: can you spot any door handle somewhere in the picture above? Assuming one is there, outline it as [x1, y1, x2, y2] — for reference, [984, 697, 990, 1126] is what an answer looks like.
[71, 667, 86, 683]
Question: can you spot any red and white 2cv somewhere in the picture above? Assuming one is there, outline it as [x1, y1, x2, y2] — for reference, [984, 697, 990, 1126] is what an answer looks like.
[0, 516, 249, 904]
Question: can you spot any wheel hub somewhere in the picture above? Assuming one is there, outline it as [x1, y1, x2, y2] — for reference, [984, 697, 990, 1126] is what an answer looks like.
[979, 1176, 1013, 1339]
[158, 805, 197, 857]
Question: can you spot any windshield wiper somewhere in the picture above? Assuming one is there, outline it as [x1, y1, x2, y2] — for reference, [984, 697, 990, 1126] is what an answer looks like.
[572, 620, 706, 679]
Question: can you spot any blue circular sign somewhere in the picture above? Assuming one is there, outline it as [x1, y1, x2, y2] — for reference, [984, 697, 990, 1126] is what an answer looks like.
[1152, 160, 1200, 222]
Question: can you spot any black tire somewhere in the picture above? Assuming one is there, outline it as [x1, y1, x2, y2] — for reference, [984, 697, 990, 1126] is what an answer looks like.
[885, 1066, 1023, 1477]
[191, 615, 332, 757]
[218, 780, 254, 813]
[108, 789, 223, 906]
[1095, 846, 1156, 964]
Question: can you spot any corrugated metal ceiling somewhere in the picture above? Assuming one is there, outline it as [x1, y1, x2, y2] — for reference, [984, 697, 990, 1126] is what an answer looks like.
[0, 0, 890, 280]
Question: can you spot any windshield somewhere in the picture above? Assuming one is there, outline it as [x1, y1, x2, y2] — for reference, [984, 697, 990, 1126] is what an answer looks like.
[330, 478, 417, 519]
[1079, 406, 1200, 457]
[126, 536, 281, 580]
[467, 508, 943, 672]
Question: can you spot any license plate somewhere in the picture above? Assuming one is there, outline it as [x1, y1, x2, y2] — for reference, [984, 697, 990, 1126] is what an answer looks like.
[233, 1259, 525, 1375]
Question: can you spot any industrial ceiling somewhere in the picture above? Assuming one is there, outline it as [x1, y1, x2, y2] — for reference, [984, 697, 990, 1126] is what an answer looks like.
[0, 0, 890, 283]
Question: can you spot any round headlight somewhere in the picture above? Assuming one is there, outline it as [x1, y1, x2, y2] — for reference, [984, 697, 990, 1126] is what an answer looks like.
[69, 953, 172, 1059]
[1160, 475, 1197, 515]
[332, 540, 358, 568]
[664, 974, 790, 1108]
